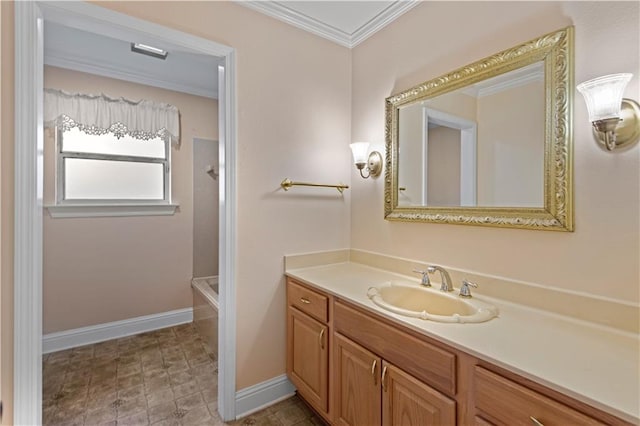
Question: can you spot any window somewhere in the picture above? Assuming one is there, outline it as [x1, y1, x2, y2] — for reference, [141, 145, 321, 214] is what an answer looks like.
[44, 89, 180, 217]
[56, 126, 171, 204]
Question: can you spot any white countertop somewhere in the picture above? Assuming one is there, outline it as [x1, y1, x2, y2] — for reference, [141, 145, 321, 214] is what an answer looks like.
[286, 261, 640, 424]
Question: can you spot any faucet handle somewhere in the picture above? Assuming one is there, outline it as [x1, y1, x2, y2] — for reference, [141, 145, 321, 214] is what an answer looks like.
[459, 280, 478, 298]
[412, 269, 431, 287]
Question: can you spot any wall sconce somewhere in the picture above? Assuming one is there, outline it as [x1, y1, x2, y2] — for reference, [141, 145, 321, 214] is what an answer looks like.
[350, 142, 382, 179]
[577, 73, 640, 151]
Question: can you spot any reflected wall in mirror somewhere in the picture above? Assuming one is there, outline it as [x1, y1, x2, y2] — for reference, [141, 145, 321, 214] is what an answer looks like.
[398, 62, 544, 208]
[385, 27, 574, 231]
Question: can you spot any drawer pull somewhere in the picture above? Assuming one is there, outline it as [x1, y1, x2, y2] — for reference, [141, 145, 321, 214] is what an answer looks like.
[319, 328, 325, 349]
[371, 360, 377, 384]
[381, 365, 388, 392]
[530, 416, 544, 426]
[300, 297, 311, 304]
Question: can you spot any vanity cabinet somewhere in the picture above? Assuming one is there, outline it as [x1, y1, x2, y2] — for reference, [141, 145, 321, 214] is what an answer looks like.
[332, 302, 456, 426]
[333, 332, 455, 426]
[286, 280, 330, 419]
[285, 277, 632, 426]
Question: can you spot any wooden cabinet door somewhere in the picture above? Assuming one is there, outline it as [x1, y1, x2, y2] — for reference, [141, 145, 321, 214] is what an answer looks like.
[382, 362, 456, 426]
[287, 307, 329, 413]
[334, 333, 382, 426]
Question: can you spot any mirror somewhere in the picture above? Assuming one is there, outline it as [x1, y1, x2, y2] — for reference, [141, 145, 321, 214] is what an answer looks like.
[385, 27, 574, 231]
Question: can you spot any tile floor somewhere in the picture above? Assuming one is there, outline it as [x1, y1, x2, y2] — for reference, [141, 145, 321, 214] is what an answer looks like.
[43, 323, 322, 426]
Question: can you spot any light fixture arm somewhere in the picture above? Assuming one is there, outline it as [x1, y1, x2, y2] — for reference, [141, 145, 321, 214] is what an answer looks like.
[587, 98, 640, 151]
[354, 160, 374, 178]
[592, 117, 622, 151]
[363, 151, 383, 179]
[350, 142, 383, 179]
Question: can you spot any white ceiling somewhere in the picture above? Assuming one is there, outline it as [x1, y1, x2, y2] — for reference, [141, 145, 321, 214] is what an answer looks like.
[43, 2, 419, 97]
[44, 22, 220, 99]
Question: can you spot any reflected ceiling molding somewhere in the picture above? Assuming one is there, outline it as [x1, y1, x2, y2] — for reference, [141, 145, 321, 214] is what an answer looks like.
[237, 1, 420, 48]
[461, 63, 544, 98]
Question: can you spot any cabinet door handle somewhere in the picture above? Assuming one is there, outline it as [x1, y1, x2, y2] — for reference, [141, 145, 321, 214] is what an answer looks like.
[319, 328, 325, 349]
[530, 416, 544, 426]
[371, 359, 377, 385]
[381, 365, 388, 392]
[300, 297, 311, 304]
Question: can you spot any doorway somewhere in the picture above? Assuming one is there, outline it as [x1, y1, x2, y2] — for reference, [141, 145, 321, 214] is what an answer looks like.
[14, 2, 237, 424]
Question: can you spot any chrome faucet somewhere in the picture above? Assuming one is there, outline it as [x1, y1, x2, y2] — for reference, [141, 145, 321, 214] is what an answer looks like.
[412, 269, 431, 287]
[427, 265, 453, 292]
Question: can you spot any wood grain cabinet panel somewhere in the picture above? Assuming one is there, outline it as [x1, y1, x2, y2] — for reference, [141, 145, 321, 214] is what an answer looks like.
[288, 279, 328, 322]
[287, 307, 329, 414]
[334, 300, 456, 396]
[474, 366, 605, 426]
[382, 362, 456, 426]
[474, 416, 495, 426]
[334, 333, 382, 426]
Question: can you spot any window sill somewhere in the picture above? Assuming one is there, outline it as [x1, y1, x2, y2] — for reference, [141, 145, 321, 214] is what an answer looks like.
[45, 203, 179, 218]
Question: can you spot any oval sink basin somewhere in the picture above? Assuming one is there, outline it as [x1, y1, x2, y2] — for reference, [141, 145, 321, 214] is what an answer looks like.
[367, 282, 498, 323]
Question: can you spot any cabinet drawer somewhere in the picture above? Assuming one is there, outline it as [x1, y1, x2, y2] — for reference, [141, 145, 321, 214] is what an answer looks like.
[474, 366, 604, 426]
[335, 300, 456, 396]
[287, 279, 328, 323]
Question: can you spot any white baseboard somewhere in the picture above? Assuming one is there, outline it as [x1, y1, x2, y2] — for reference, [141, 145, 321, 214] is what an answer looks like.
[43, 307, 194, 353]
[235, 374, 296, 419]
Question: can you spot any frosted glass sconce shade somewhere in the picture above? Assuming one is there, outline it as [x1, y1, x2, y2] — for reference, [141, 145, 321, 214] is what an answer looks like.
[350, 142, 370, 165]
[350, 142, 382, 179]
[576, 73, 640, 151]
[577, 73, 631, 121]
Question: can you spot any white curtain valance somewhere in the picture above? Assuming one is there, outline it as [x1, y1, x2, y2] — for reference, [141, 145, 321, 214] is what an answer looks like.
[44, 88, 180, 144]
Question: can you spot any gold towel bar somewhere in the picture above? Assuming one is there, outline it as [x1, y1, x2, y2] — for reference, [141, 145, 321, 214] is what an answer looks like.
[280, 178, 349, 194]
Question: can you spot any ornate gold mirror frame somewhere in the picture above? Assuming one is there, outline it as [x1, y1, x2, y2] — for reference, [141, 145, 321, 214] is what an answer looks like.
[384, 27, 574, 231]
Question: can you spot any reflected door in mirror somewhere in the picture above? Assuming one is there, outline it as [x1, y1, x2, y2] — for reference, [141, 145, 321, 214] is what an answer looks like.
[397, 62, 545, 208]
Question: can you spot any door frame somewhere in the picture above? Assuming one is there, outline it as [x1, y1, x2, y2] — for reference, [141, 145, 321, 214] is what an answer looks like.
[14, 2, 238, 424]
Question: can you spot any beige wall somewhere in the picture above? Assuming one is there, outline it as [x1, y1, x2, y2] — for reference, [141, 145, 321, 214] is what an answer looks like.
[427, 126, 461, 206]
[351, 1, 639, 303]
[398, 104, 423, 205]
[93, 1, 353, 391]
[42, 66, 218, 333]
[0, 2, 14, 424]
[477, 81, 545, 206]
[193, 138, 219, 278]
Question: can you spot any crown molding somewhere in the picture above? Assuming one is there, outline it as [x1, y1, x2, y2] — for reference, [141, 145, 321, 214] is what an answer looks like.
[240, 1, 351, 47]
[45, 49, 218, 99]
[238, 1, 420, 48]
[351, 1, 420, 47]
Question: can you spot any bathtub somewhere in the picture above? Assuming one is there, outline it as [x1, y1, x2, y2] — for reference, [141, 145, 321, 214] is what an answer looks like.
[192, 276, 218, 360]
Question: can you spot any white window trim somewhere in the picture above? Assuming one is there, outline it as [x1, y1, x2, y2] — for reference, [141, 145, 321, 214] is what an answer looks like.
[45, 203, 179, 218]
[48, 124, 177, 218]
